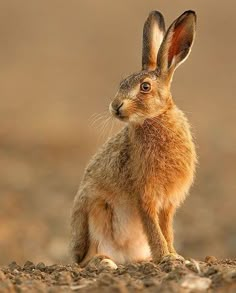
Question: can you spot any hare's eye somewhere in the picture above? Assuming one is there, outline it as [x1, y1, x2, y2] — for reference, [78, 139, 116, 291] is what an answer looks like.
[140, 82, 151, 93]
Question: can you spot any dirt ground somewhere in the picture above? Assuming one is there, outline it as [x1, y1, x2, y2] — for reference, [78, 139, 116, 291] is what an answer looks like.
[0, 257, 236, 292]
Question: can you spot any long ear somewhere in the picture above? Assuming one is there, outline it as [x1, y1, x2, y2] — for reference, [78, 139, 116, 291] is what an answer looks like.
[157, 10, 196, 81]
[142, 11, 165, 71]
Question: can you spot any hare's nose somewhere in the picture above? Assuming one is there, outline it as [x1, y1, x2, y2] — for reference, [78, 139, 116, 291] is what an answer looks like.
[112, 102, 124, 115]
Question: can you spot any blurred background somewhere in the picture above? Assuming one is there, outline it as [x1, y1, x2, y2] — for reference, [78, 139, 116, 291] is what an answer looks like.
[0, 0, 235, 265]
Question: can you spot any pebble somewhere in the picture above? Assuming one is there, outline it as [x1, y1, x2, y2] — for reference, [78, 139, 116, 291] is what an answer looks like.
[8, 261, 21, 271]
[185, 259, 201, 273]
[181, 275, 212, 291]
[205, 255, 217, 264]
[46, 264, 58, 273]
[99, 259, 118, 270]
[36, 262, 46, 271]
[0, 260, 235, 291]
[205, 266, 218, 276]
[24, 261, 35, 271]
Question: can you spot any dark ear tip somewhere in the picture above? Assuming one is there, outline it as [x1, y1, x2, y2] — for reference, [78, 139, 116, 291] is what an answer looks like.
[149, 10, 164, 18]
[147, 10, 165, 30]
[175, 10, 197, 27]
[183, 10, 197, 21]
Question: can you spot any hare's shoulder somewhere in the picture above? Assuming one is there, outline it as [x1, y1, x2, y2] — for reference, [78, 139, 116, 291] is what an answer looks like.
[83, 126, 131, 181]
[95, 126, 129, 161]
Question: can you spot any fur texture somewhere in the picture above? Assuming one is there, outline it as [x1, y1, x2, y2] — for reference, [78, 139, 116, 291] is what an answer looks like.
[71, 10, 197, 265]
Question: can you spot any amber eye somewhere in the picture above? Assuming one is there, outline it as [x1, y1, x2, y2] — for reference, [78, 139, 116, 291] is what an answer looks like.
[140, 82, 151, 93]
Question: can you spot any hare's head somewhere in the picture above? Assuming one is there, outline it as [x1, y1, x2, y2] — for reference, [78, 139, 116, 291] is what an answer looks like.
[110, 10, 196, 123]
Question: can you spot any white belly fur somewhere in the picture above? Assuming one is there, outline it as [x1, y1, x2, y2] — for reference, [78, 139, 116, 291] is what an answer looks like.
[89, 202, 151, 264]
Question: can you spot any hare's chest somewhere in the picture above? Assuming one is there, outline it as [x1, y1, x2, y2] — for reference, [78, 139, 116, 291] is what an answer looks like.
[131, 141, 194, 203]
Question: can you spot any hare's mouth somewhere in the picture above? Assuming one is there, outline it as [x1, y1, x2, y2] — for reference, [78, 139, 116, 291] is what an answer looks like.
[116, 114, 129, 122]
[111, 110, 128, 121]
[111, 111, 129, 122]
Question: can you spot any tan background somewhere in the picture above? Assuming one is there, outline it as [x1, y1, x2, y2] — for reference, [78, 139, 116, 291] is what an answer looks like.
[0, 0, 235, 265]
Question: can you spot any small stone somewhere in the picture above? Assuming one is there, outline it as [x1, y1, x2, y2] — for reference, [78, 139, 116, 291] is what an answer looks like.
[46, 264, 58, 273]
[159, 260, 174, 273]
[9, 261, 21, 271]
[205, 266, 218, 276]
[205, 256, 217, 264]
[127, 263, 139, 272]
[185, 259, 201, 274]
[36, 262, 46, 271]
[85, 265, 97, 273]
[181, 275, 212, 291]
[99, 259, 118, 270]
[142, 262, 159, 274]
[33, 269, 42, 276]
[24, 261, 35, 270]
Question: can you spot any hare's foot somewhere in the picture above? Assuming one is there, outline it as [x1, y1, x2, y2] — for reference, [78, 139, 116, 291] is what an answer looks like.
[86, 255, 117, 270]
[160, 253, 185, 263]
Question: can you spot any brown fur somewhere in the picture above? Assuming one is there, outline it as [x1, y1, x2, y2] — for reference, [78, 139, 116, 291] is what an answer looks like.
[71, 10, 197, 265]
[142, 11, 165, 70]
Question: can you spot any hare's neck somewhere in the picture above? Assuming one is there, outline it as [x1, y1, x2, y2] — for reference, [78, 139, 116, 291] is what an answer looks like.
[129, 107, 181, 144]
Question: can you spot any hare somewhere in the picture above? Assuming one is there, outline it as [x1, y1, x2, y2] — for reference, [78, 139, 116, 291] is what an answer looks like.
[71, 10, 197, 266]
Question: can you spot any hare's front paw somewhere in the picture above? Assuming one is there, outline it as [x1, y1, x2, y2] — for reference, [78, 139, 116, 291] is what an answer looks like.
[160, 253, 185, 263]
[87, 255, 117, 270]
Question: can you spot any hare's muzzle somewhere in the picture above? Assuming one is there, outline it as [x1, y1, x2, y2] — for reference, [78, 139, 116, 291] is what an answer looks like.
[109, 101, 124, 118]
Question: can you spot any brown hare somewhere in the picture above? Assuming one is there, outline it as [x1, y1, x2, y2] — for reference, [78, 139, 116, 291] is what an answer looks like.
[71, 10, 197, 266]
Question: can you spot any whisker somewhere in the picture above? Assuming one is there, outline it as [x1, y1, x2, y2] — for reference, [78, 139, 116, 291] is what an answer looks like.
[108, 116, 116, 138]
[89, 111, 109, 127]
[97, 116, 113, 141]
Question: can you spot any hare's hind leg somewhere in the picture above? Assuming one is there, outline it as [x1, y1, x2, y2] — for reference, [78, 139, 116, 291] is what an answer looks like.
[71, 194, 90, 264]
[71, 191, 117, 267]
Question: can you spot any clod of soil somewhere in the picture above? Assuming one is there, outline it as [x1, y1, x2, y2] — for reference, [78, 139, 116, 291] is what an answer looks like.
[0, 258, 235, 292]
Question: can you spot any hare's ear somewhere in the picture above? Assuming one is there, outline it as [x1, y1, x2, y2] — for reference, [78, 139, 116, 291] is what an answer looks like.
[157, 10, 196, 82]
[142, 11, 165, 71]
